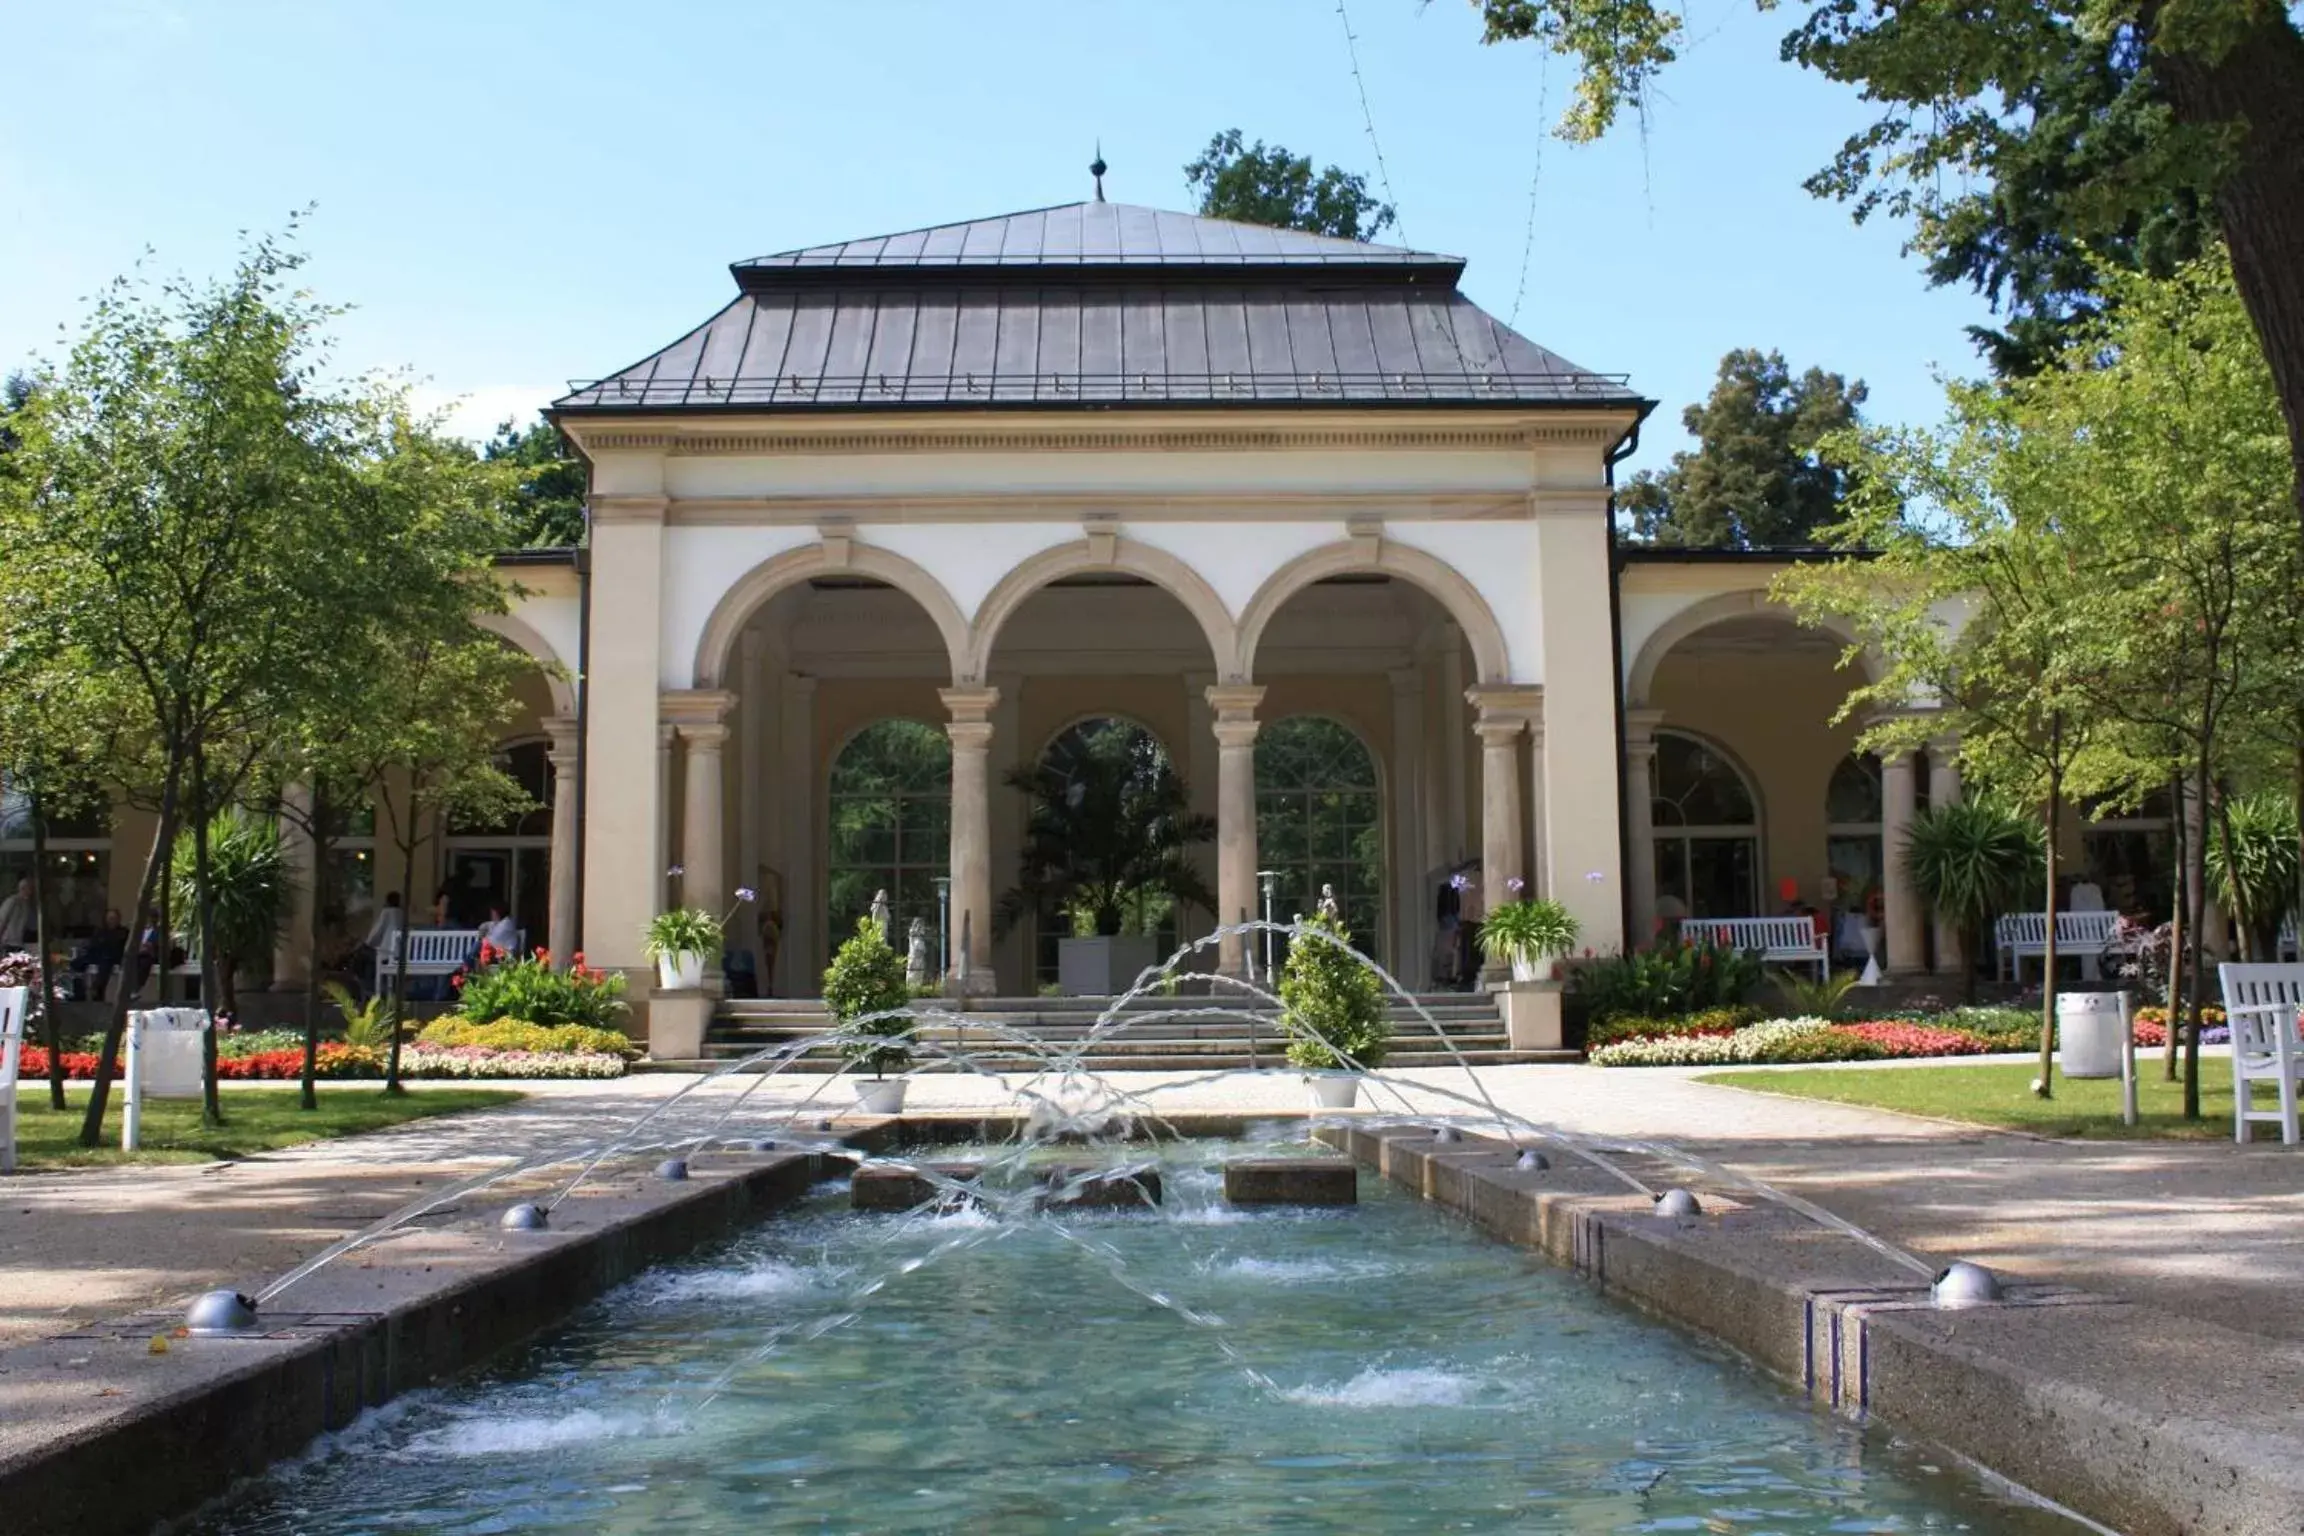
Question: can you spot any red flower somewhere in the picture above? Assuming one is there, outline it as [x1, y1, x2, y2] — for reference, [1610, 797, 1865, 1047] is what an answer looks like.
[451, 971, 466, 991]
[533, 947, 551, 966]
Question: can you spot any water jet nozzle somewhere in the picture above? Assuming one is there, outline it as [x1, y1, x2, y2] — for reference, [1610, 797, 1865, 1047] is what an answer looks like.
[1931, 1260, 2004, 1309]
[654, 1158, 690, 1182]
[185, 1289, 258, 1335]
[1433, 1126, 1464, 1144]
[1652, 1188, 1703, 1218]
[499, 1203, 550, 1231]
[1514, 1149, 1549, 1172]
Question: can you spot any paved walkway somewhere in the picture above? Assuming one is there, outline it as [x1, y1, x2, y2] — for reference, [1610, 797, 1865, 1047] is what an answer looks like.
[4, 1064, 2299, 1346]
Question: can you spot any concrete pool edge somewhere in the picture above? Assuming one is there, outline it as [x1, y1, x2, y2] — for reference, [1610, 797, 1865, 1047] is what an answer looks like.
[1318, 1120, 2304, 1536]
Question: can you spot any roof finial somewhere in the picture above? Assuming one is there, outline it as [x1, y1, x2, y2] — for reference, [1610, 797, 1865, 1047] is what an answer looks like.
[1090, 142, 1107, 203]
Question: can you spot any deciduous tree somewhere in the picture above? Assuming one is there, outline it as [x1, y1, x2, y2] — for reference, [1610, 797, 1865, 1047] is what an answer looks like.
[1619, 348, 1866, 546]
[1184, 130, 1396, 240]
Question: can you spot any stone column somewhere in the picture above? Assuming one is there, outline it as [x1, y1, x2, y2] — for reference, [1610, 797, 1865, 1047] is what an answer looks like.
[544, 715, 580, 967]
[272, 782, 316, 991]
[664, 690, 736, 922]
[1205, 684, 1266, 978]
[1882, 750, 1926, 976]
[1926, 740, 1964, 979]
[655, 722, 676, 913]
[579, 489, 666, 975]
[941, 685, 1000, 993]
[1388, 667, 1427, 975]
[1624, 709, 1665, 948]
[1533, 514, 1625, 951]
[1525, 717, 1548, 901]
[1467, 689, 1534, 982]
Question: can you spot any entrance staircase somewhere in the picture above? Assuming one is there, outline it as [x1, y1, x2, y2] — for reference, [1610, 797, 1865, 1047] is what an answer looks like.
[691, 991, 1574, 1072]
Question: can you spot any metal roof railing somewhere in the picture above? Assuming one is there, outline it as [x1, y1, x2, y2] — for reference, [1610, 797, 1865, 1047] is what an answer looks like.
[560, 369, 1638, 409]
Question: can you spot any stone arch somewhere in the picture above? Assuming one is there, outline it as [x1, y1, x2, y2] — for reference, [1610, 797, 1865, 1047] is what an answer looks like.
[692, 540, 972, 688]
[475, 613, 577, 715]
[966, 537, 1241, 682]
[1626, 587, 1877, 709]
[1236, 541, 1511, 684]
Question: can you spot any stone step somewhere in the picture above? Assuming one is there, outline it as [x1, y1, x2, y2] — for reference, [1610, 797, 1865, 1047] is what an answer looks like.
[653, 1046, 1574, 1073]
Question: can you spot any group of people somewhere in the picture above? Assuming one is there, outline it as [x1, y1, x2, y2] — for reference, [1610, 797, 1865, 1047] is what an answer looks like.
[352, 888, 521, 998]
[0, 877, 182, 1001]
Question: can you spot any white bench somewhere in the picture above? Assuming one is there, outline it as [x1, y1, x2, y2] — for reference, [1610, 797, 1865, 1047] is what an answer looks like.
[372, 928, 524, 996]
[1994, 911, 2120, 982]
[1677, 916, 1830, 981]
[2216, 963, 2304, 1145]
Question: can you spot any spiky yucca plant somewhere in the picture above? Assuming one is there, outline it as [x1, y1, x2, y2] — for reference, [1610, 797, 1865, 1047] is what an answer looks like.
[1902, 799, 2043, 1002]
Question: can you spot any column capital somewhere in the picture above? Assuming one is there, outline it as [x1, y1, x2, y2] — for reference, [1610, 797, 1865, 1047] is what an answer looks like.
[1881, 748, 1920, 775]
[1472, 715, 1525, 749]
[679, 720, 732, 751]
[1623, 706, 1667, 746]
[946, 720, 995, 753]
[658, 721, 677, 750]
[939, 684, 1000, 725]
[661, 688, 736, 730]
[1464, 683, 1541, 725]
[1204, 683, 1265, 722]
[1212, 718, 1262, 751]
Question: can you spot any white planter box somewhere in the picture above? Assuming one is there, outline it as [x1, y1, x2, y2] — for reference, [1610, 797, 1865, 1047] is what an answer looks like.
[1057, 935, 1159, 997]
[1495, 980, 1565, 1052]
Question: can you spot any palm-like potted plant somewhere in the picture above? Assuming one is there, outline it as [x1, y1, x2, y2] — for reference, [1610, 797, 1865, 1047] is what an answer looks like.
[1903, 799, 2042, 1002]
[823, 913, 914, 1112]
[995, 721, 1215, 996]
[1277, 906, 1388, 1108]
[642, 882, 756, 991]
[169, 810, 292, 1021]
[1477, 892, 1580, 982]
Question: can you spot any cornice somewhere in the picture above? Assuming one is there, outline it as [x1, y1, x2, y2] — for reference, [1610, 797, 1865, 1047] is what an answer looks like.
[567, 416, 1626, 458]
[661, 491, 1540, 525]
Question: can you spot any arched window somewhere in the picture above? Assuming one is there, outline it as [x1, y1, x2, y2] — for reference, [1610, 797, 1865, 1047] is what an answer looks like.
[1256, 716, 1383, 961]
[827, 720, 951, 961]
[1825, 753, 1883, 943]
[443, 741, 554, 933]
[1650, 731, 1760, 919]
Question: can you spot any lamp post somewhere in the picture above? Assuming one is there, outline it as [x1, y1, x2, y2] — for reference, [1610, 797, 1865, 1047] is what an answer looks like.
[1257, 869, 1279, 981]
[933, 875, 952, 981]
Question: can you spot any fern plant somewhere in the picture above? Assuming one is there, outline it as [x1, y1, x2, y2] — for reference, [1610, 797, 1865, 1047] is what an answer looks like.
[322, 980, 396, 1048]
[1773, 968, 1860, 1018]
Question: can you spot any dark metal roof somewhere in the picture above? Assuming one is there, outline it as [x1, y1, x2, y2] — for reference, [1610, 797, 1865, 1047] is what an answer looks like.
[557, 204, 1640, 414]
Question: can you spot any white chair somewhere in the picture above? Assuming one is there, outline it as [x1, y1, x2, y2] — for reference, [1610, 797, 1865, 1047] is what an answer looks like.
[2216, 963, 2304, 1146]
[1, 986, 26, 1175]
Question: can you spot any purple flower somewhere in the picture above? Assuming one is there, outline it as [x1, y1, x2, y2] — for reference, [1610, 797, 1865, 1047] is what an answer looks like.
[734, 886, 758, 903]
[1506, 877, 1526, 894]
[1449, 873, 1471, 891]
[666, 865, 685, 878]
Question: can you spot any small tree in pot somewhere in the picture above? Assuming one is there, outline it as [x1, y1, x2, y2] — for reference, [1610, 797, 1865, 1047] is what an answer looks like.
[1277, 906, 1388, 1108]
[823, 914, 913, 1112]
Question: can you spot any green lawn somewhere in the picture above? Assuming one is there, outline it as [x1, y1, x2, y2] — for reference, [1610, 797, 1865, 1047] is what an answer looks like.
[7, 1085, 522, 1168]
[1694, 1061, 2241, 1140]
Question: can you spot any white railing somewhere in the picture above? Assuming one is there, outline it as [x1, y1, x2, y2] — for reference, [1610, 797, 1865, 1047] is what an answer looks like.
[1993, 910, 2120, 982]
[1677, 916, 1830, 981]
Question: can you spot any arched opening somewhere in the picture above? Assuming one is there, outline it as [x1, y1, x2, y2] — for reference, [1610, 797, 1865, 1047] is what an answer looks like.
[1825, 752, 1884, 960]
[1009, 716, 1204, 989]
[444, 739, 554, 935]
[1256, 716, 1384, 963]
[826, 719, 952, 965]
[1651, 731, 1761, 921]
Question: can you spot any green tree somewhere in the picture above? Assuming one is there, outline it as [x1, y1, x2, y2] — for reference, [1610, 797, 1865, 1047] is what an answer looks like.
[1183, 130, 1397, 240]
[1469, 0, 2304, 535]
[168, 810, 290, 1025]
[1277, 906, 1390, 1071]
[482, 415, 585, 547]
[994, 721, 1215, 942]
[1900, 801, 2043, 1004]
[1619, 348, 1867, 546]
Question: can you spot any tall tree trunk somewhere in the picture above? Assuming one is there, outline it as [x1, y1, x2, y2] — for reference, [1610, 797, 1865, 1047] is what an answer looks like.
[2182, 752, 2214, 1121]
[299, 787, 329, 1112]
[2034, 753, 2062, 1100]
[193, 753, 223, 1127]
[30, 790, 64, 1110]
[383, 823, 418, 1097]
[77, 759, 182, 1146]
[2165, 772, 2186, 1083]
[2152, 6, 2304, 543]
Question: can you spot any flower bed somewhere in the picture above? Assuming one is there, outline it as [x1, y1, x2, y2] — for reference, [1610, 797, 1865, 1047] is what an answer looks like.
[401, 1045, 626, 1080]
[1591, 1001, 2243, 1067]
[15, 1041, 622, 1081]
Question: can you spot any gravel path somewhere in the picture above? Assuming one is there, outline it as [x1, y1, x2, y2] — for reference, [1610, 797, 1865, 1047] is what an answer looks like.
[4, 1063, 2298, 1345]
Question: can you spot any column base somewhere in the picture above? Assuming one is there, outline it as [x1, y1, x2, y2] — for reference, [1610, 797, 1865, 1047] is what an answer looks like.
[944, 971, 999, 998]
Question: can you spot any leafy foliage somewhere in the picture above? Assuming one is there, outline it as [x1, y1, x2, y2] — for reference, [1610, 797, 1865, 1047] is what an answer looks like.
[1568, 937, 1762, 1024]
[996, 721, 1214, 940]
[1618, 349, 1867, 547]
[480, 414, 586, 547]
[1901, 801, 2043, 998]
[1276, 909, 1390, 1071]
[168, 810, 291, 1005]
[1477, 897, 1580, 962]
[1184, 130, 1396, 241]
[645, 907, 728, 961]
[321, 980, 395, 1049]
[447, 949, 628, 1032]
[1771, 968, 1862, 1018]
[823, 915, 913, 1077]
[2206, 792, 2299, 955]
[1584, 1006, 1755, 1050]
[416, 1017, 634, 1057]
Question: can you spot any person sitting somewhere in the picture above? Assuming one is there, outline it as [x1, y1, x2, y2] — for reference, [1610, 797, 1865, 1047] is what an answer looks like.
[71, 909, 129, 1001]
[479, 902, 519, 959]
[356, 892, 405, 996]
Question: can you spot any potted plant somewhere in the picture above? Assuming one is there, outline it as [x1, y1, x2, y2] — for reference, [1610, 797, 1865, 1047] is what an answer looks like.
[1276, 906, 1388, 1108]
[1477, 893, 1580, 982]
[642, 884, 757, 991]
[1903, 800, 2042, 1002]
[823, 914, 914, 1113]
[995, 721, 1215, 996]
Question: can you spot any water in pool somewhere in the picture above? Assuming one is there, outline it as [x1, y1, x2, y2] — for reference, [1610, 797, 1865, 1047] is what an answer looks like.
[194, 1143, 2079, 1533]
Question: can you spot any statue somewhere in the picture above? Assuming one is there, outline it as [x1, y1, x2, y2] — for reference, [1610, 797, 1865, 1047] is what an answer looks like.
[870, 888, 891, 937]
[1317, 883, 1341, 921]
[905, 917, 932, 988]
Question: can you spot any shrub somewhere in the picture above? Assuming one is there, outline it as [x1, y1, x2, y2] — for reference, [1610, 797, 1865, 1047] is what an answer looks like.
[451, 949, 627, 1031]
[823, 916, 913, 1076]
[1278, 908, 1390, 1071]
[1902, 799, 2042, 1001]
[323, 981, 398, 1048]
[215, 1028, 309, 1059]
[416, 1017, 635, 1057]
[1478, 897, 1580, 968]
[1569, 937, 1763, 1023]
[400, 1045, 625, 1080]
[1584, 1007, 1754, 1050]
[1591, 1017, 1878, 1067]
[1772, 969, 1863, 1018]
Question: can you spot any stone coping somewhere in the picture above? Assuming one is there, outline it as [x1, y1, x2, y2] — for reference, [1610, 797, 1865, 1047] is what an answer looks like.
[1317, 1120, 2304, 1536]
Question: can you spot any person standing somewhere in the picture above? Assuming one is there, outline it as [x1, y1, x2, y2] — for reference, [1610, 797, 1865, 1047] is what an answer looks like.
[0, 877, 36, 955]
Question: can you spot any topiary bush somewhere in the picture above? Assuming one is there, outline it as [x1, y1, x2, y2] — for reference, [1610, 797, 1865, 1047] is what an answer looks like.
[823, 916, 914, 1077]
[1277, 909, 1389, 1071]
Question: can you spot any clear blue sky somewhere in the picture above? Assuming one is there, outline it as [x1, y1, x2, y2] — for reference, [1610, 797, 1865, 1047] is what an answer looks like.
[1, 0, 1995, 475]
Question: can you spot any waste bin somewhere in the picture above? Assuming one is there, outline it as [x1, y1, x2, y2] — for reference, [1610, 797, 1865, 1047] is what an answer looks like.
[2057, 991, 2126, 1079]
